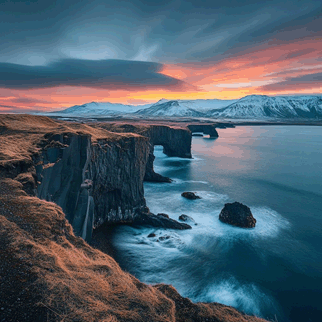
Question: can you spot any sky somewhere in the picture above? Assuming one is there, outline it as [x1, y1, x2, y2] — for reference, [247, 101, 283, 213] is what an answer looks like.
[0, 0, 321, 112]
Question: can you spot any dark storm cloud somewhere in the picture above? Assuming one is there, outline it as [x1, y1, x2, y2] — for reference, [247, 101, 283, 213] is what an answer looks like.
[0, 59, 194, 90]
[0, 0, 321, 65]
[260, 72, 322, 92]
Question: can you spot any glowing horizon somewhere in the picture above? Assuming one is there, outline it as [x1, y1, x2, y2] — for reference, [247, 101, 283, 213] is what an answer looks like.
[0, 0, 321, 112]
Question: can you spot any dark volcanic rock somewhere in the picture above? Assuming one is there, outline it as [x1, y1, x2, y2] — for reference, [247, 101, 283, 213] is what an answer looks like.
[157, 213, 169, 219]
[133, 209, 192, 230]
[179, 214, 195, 223]
[159, 235, 171, 241]
[181, 192, 201, 200]
[144, 147, 172, 183]
[187, 124, 219, 138]
[219, 202, 256, 228]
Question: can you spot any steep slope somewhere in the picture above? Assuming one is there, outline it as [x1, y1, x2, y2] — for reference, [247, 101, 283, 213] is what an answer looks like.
[0, 178, 267, 322]
[208, 95, 322, 119]
[187, 98, 238, 111]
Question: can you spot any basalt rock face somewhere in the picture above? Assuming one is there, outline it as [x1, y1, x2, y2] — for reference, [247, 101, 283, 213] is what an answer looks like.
[219, 202, 256, 228]
[144, 145, 172, 183]
[17, 120, 193, 241]
[142, 125, 192, 158]
[89, 136, 150, 227]
[36, 133, 94, 240]
[96, 122, 192, 182]
[35, 132, 151, 241]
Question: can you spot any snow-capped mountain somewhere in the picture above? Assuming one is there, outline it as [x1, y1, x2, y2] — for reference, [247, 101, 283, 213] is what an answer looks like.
[208, 95, 322, 119]
[135, 98, 237, 117]
[43, 95, 322, 119]
[135, 100, 206, 117]
[48, 101, 150, 116]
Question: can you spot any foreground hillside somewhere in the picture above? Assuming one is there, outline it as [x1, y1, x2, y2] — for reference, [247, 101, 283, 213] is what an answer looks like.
[0, 115, 268, 322]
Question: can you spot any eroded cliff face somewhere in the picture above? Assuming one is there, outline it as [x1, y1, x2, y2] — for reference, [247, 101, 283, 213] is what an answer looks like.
[89, 136, 149, 227]
[22, 121, 193, 241]
[97, 123, 192, 182]
[142, 125, 192, 158]
[34, 132, 151, 241]
[36, 133, 93, 240]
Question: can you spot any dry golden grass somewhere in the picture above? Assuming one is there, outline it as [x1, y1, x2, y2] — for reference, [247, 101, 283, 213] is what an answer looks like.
[0, 178, 175, 322]
[0, 114, 145, 166]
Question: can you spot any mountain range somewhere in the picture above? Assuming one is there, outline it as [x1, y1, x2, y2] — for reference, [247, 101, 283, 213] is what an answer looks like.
[47, 95, 322, 119]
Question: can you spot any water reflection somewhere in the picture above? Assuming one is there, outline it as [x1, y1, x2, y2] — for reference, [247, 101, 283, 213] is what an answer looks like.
[193, 137, 252, 171]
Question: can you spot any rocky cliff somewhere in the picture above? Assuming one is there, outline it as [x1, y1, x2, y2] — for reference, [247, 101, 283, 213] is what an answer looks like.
[0, 116, 192, 242]
[0, 115, 268, 322]
[95, 122, 192, 182]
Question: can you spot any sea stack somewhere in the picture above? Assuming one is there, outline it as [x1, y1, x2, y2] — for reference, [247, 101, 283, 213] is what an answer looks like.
[219, 202, 256, 228]
[181, 192, 201, 200]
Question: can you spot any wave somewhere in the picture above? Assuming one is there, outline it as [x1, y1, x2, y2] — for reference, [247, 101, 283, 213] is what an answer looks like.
[191, 276, 279, 318]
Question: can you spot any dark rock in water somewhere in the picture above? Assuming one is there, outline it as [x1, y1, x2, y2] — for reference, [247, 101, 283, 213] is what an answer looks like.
[144, 148, 172, 183]
[159, 235, 171, 241]
[133, 208, 192, 230]
[181, 192, 201, 200]
[219, 202, 256, 228]
[157, 213, 169, 219]
[147, 233, 156, 238]
[179, 214, 195, 223]
[187, 124, 219, 138]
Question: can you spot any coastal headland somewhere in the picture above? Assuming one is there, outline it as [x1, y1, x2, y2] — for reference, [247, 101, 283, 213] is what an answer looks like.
[0, 114, 269, 321]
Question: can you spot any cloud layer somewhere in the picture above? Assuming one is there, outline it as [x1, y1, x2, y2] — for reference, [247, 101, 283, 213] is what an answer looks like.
[0, 0, 321, 111]
[0, 59, 193, 90]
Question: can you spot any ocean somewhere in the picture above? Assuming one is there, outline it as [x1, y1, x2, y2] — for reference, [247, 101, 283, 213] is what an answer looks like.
[109, 126, 322, 322]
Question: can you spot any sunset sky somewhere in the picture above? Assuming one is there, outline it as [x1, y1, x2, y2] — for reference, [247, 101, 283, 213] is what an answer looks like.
[0, 0, 321, 112]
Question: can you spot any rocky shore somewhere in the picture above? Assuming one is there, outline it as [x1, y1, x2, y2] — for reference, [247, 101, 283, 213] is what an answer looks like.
[0, 115, 268, 322]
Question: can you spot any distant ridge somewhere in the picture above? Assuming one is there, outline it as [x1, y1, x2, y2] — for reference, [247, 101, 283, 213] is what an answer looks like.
[208, 95, 322, 119]
[48, 101, 150, 116]
[43, 95, 322, 119]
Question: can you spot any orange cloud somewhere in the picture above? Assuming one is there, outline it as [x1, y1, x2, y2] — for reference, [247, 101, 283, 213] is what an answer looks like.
[1, 38, 321, 112]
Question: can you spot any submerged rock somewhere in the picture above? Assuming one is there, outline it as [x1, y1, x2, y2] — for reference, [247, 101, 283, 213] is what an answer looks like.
[147, 233, 156, 238]
[219, 202, 256, 228]
[181, 192, 201, 200]
[159, 235, 171, 241]
[178, 214, 195, 224]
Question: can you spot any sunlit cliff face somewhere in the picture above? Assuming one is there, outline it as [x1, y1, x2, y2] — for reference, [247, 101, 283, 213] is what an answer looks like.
[0, 0, 321, 112]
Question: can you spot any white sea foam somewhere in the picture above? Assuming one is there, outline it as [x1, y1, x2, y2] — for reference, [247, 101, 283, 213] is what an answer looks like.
[193, 277, 278, 317]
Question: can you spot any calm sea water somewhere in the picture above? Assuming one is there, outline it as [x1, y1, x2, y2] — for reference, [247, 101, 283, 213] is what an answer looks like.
[110, 126, 322, 322]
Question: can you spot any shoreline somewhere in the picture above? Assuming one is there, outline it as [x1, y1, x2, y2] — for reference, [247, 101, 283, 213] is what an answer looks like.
[48, 114, 322, 127]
